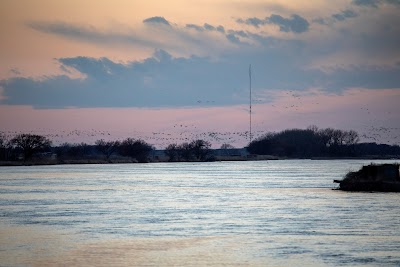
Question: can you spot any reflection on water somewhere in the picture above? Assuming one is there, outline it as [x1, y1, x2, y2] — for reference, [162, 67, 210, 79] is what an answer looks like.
[1, 160, 400, 266]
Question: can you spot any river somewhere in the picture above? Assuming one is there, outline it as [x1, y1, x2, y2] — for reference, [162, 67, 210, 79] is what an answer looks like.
[1, 160, 399, 266]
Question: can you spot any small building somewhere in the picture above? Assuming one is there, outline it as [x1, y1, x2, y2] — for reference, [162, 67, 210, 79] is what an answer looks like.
[212, 148, 249, 157]
[34, 152, 57, 160]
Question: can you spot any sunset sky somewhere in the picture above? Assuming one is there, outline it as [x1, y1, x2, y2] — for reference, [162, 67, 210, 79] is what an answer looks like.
[1, 0, 399, 148]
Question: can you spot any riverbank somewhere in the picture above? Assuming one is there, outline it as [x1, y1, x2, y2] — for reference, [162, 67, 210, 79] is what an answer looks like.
[1, 155, 399, 166]
[0, 155, 278, 166]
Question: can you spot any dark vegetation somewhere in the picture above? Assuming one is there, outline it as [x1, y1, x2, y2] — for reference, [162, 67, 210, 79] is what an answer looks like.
[118, 138, 153, 163]
[165, 139, 213, 162]
[334, 163, 400, 192]
[248, 126, 400, 158]
[0, 134, 52, 162]
[10, 134, 52, 161]
[0, 132, 213, 164]
[0, 133, 155, 164]
[54, 138, 154, 163]
[0, 126, 399, 165]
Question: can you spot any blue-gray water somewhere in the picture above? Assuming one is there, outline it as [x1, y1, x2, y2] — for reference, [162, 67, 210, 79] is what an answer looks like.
[1, 160, 399, 266]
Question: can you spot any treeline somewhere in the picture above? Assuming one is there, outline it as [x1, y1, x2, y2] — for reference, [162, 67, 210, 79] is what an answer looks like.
[56, 138, 153, 163]
[164, 139, 213, 162]
[248, 126, 400, 158]
[0, 133, 154, 163]
[1, 127, 399, 164]
[352, 142, 400, 157]
[0, 133, 214, 163]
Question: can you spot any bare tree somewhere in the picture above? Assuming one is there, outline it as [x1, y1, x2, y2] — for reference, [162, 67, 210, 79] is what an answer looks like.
[190, 139, 211, 161]
[343, 130, 359, 145]
[119, 138, 153, 162]
[178, 142, 194, 161]
[95, 139, 120, 161]
[0, 133, 11, 160]
[11, 134, 52, 160]
[165, 143, 180, 162]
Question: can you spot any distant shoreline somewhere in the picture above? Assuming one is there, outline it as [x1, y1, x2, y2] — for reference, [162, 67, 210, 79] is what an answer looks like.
[1, 155, 399, 167]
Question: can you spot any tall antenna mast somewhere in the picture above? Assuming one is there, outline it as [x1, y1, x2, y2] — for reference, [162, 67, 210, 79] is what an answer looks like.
[249, 64, 252, 143]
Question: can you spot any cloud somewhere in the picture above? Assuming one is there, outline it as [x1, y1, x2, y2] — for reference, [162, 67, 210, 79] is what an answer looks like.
[225, 33, 241, 44]
[185, 23, 225, 33]
[388, 0, 400, 5]
[352, 0, 400, 7]
[2, 43, 400, 110]
[268, 14, 309, 33]
[223, 30, 250, 45]
[9, 8, 400, 110]
[228, 30, 248, 38]
[143, 16, 171, 26]
[27, 20, 231, 57]
[204, 23, 225, 33]
[353, 0, 381, 7]
[0, 50, 247, 108]
[314, 9, 358, 25]
[186, 24, 204, 32]
[312, 17, 329, 25]
[237, 14, 310, 33]
[184, 22, 248, 45]
[236, 17, 264, 28]
[57, 56, 127, 81]
[9, 68, 22, 75]
[321, 65, 400, 90]
[27, 18, 256, 54]
[332, 10, 358, 21]
[27, 21, 158, 48]
[203, 23, 215, 31]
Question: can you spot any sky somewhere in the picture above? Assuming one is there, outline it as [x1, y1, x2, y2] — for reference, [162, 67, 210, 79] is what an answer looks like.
[0, 0, 400, 148]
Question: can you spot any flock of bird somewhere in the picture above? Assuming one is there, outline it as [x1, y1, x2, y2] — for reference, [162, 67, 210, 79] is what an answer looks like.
[360, 126, 400, 144]
[2, 122, 399, 149]
[1, 91, 398, 148]
[0, 126, 264, 148]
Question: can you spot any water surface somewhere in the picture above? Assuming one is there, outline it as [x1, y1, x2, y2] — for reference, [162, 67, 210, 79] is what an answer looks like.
[1, 160, 399, 266]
